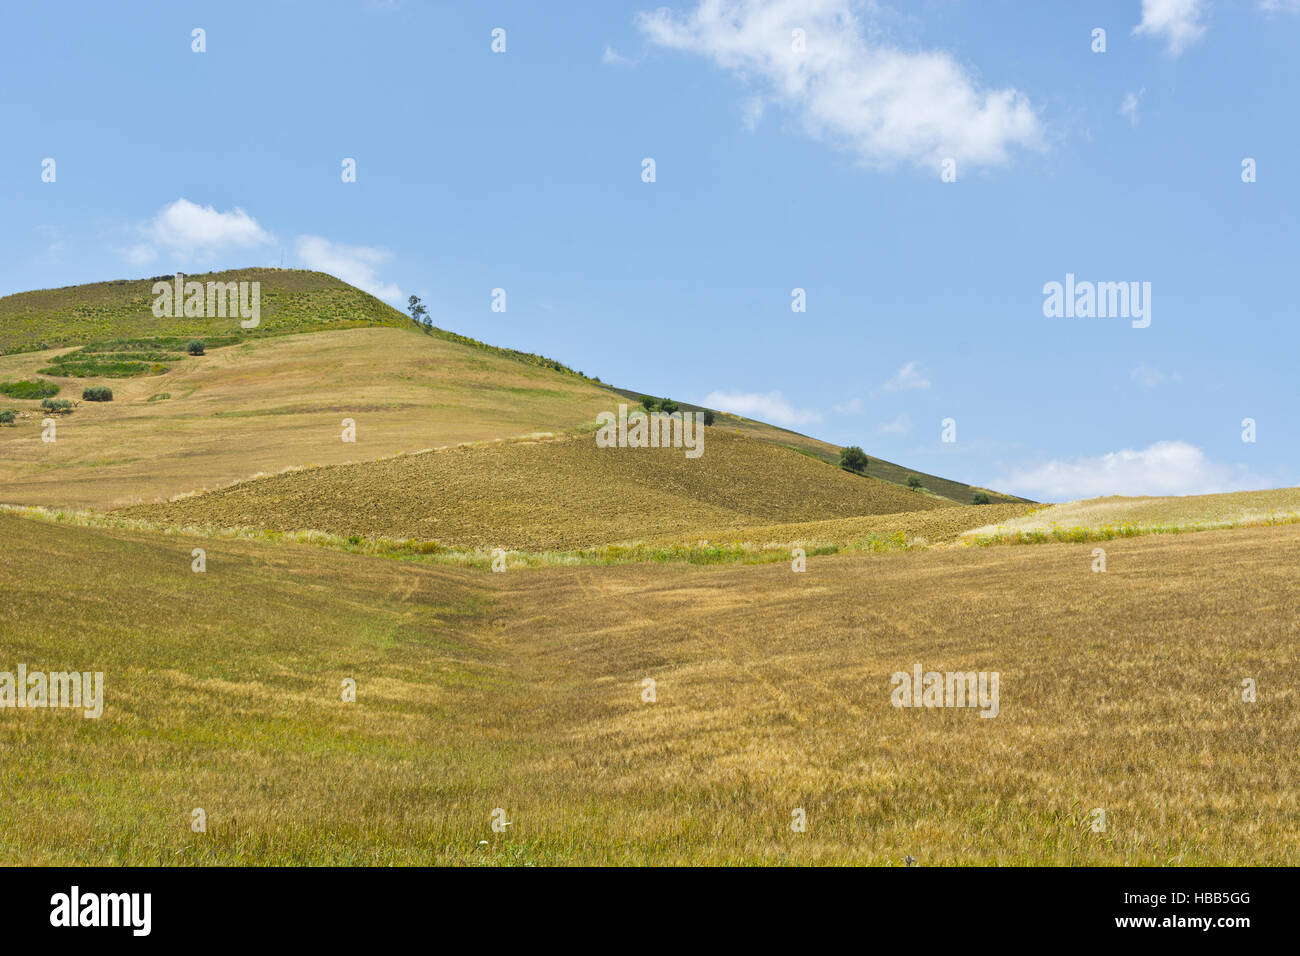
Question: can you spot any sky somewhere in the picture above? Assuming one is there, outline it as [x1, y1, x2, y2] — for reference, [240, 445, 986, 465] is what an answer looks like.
[2, 0, 1297, 501]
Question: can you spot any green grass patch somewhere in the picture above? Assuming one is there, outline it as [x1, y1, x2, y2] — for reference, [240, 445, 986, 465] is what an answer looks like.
[0, 378, 60, 399]
[39, 359, 170, 378]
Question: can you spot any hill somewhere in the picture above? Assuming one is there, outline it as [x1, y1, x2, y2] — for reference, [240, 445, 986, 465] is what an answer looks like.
[0, 268, 1023, 509]
[0, 269, 410, 354]
[119, 428, 949, 551]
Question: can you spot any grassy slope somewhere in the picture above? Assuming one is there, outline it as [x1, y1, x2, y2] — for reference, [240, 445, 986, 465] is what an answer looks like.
[963, 488, 1300, 542]
[120, 429, 949, 551]
[0, 326, 621, 510]
[607, 386, 1028, 506]
[0, 269, 410, 353]
[2, 509, 1296, 865]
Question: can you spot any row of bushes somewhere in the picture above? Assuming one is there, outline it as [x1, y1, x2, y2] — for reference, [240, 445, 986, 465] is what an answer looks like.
[638, 396, 716, 425]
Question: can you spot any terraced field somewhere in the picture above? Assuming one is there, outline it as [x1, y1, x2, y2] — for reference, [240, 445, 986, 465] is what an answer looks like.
[120, 429, 950, 550]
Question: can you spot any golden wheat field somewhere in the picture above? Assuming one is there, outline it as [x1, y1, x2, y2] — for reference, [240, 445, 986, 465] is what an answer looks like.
[964, 487, 1300, 543]
[118, 428, 948, 550]
[2, 508, 1296, 865]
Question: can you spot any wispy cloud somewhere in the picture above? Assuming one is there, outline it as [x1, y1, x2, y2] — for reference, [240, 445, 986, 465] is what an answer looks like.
[295, 236, 403, 303]
[1133, 0, 1207, 56]
[1131, 361, 1179, 387]
[832, 397, 863, 414]
[602, 45, 637, 66]
[702, 389, 822, 427]
[878, 361, 930, 392]
[879, 412, 911, 435]
[1120, 89, 1144, 127]
[636, 0, 1044, 170]
[994, 440, 1263, 500]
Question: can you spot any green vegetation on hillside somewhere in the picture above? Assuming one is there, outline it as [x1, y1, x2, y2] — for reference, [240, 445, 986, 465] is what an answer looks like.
[0, 378, 60, 399]
[0, 269, 412, 355]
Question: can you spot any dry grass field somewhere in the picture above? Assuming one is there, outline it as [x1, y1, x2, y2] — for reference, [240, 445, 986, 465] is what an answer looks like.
[964, 488, 1300, 544]
[1, 508, 1295, 865]
[118, 428, 948, 550]
[0, 326, 618, 510]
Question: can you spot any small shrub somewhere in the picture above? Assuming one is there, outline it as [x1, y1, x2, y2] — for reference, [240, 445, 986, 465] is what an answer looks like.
[703, 409, 715, 426]
[186, 340, 206, 356]
[82, 386, 114, 402]
[0, 409, 16, 424]
[147, 393, 171, 403]
[0, 379, 59, 399]
[906, 474, 922, 490]
[40, 398, 74, 414]
[840, 445, 868, 473]
[658, 398, 679, 415]
[639, 395, 656, 412]
[973, 492, 991, 505]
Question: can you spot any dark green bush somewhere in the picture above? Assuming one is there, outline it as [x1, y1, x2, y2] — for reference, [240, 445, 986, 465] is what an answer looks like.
[906, 474, 922, 490]
[186, 340, 206, 356]
[973, 492, 991, 505]
[40, 398, 74, 414]
[703, 410, 715, 426]
[0, 409, 16, 424]
[639, 395, 656, 412]
[82, 386, 114, 402]
[658, 398, 679, 415]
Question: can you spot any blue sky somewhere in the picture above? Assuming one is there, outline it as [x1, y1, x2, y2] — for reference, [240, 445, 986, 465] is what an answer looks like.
[2, 0, 1297, 501]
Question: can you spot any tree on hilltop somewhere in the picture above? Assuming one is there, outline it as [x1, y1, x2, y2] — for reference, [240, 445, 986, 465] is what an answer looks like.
[407, 295, 429, 329]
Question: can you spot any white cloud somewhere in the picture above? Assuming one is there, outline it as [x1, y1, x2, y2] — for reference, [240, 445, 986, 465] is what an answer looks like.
[636, 0, 1044, 170]
[994, 441, 1263, 500]
[132, 198, 272, 263]
[878, 361, 930, 392]
[1130, 362, 1179, 387]
[295, 236, 403, 303]
[702, 389, 822, 427]
[1120, 89, 1144, 127]
[832, 397, 863, 414]
[1133, 0, 1207, 55]
[1260, 0, 1300, 12]
[879, 412, 911, 435]
[602, 45, 637, 66]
